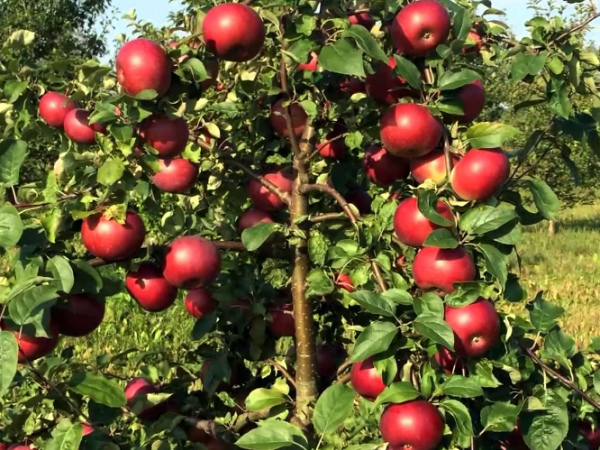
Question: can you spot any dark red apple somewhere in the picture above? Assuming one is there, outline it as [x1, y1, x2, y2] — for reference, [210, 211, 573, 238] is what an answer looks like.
[450, 148, 510, 201]
[579, 421, 600, 450]
[298, 52, 318, 71]
[410, 148, 460, 185]
[268, 303, 295, 337]
[270, 100, 308, 138]
[413, 247, 476, 293]
[463, 30, 483, 54]
[39, 92, 76, 127]
[316, 344, 347, 379]
[185, 288, 217, 319]
[152, 158, 198, 193]
[126, 263, 178, 312]
[457, 79, 485, 123]
[116, 38, 171, 97]
[1, 321, 59, 363]
[335, 273, 355, 292]
[349, 7, 375, 30]
[363, 145, 410, 186]
[344, 189, 372, 215]
[238, 208, 274, 232]
[365, 56, 414, 105]
[434, 346, 465, 375]
[81, 211, 146, 261]
[141, 115, 189, 158]
[319, 123, 348, 159]
[248, 170, 293, 212]
[499, 427, 528, 450]
[124, 377, 166, 420]
[351, 357, 388, 400]
[391, 0, 451, 56]
[52, 294, 105, 337]
[380, 400, 444, 450]
[64, 109, 101, 144]
[380, 103, 442, 158]
[445, 299, 500, 358]
[340, 78, 366, 95]
[202, 3, 265, 62]
[393, 197, 454, 247]
[162, 236, 222, 289]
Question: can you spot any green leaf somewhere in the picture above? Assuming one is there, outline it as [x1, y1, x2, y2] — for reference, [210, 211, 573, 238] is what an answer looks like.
[511, 52, 548, 81]
[5, 30, 35, 48]
[423, 228, 458, 249]
[245, 388, 288, 412]
[306, 269, 335, 297]
[521, 392, 569, 450]
[5, 81, 28, 103]
[349, 322, 398, 363]
[414, 313, 455, 351]
[236, 420, 308, 450]
[417, 190, 454, 227]
[373, 382, 420, 408]
[308, 232, 328, 266]
[441, 376, 484, 398]
[392, 55, 422, 90]
[191, 312, 217, 340]
[343, 26, 387, 63]
[349, 290, 396, 318]
[465, 123, 520, 149]
[549, 81, 571, 119]
[481, 402, 521, 432]
[109, 124, 134, 142]
[478, 244, 508, 288]
[68, 372, 126, 408]
[318, 39, 365, 77]
[47, 256, 74, 293]
[97, 158, 125, 186]
[71, 260, 103, 294]
[184, 58, 210, 81]
[381, 289, 413, 306]
[313, 384, 355, 434]
[133, 89, 159, 100]
[542, 329, 576, 369]
[528, 294, 564, 333]
[242, 222, 278, 251]
[0, 203, 23, 249]
[526, 180, 559, 220]
[440, 399, 474, 438]
[460, 205, 519, 235]
[438, 69, 481, 91]
[445, 282, 486, 308]
[0, 331, 18, 397]
[46, 419, 83, 450]
[594, 370, 600, 396]
[0, 140, 27, 186]
[9, 285, 57, 325]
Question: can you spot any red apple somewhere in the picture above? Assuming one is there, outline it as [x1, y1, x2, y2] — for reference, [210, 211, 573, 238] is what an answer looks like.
[270, 100, 308, 138]
[391, 0, 451, 56]
[126, 263, 178, 312]
[413, 247, 476, 293]
[445, 299, 500, 358]
[82, 424, 94, 436]
[380, 103, 442, 158]
[81, 211, 146, 261]
[450, 148, 510, 201]
[185, 288, 217, 319]
[335, 273, 355, 292]
[319, 123, 348, 159]
[344, 189, 372, 215]
[340, 78, 366, 95]
[152, 158, 198, 193]
[316, 344, 347, 379]
[457, 79, 485, 123]
[351, 357, 389, 400]
[64, 109, 101, 144]
[393, 197, 454, 247]
[202, 3, 265, 62]
[248, 170, 293, 212]
[7, 446, 31, 450]
[410, 148, 459, 185]
[116, 38, 171, 97]
[39, 92, 76, 127]
[162, 236, 222, 289]
[268, 303, 295, 337]
[499, 428, 528, 450]
[298, 52, 318, 71]
[380, 401, 444, 450]
[124, 377, 166, 420]
[463, 30, 483, 54]
[363, 145, 410, 186]
[238, 208, 274, 232]
[52, 294, 105, 337]
[1, 321, 59, 363]
[349, 7, 375, 30]
[0, 444, 12, 450]
[434, 346, 465, 375]
[365, 56, 414, 105]
[579, 421, 600, 450]
[141, 115, 189, 158]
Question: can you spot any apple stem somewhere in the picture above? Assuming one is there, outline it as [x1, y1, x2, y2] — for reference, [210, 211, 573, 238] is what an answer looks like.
[268, 358, 297, 389]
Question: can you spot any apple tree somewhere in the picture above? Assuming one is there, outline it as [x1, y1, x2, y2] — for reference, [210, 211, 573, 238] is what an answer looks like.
[1, 0, 600, 449]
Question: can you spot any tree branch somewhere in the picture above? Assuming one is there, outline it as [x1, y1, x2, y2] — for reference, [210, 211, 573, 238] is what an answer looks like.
[555, 11, 600, 42]
[278, 57, 302, 157]
[268, 358, 297, 390]
[309, 212, 347, 223]
[300, 184, 359, 226]
[13, 192, 86, 211]
[371, 259, 387, 292]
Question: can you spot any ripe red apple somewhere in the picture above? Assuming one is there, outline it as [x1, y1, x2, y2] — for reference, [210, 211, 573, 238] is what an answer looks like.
[351, 357, 389, 400]
[363, 146, 410, 186]
[316, 344, 347, 379]
[457, 79, 485, 123]
[141, 115, 189, 158]
[335, 273, 355, 292]
[319, 123, 348, 159]
[413, 247, 476, 293]
[268, 303, 295, 337]
[238, 208, 274, 232]
[185, 288, 217, 319]
[125, 377, 166, 420]
[64, 109, 102, 144]
[344, 189, 372, 215]
[380, 103, 442, 158]
[340, 78, 366, 95]
[349, 7, 375, 30]
[81, 211, 146, 261]
[1, 321, 60, 363]
[445, 299, 500, 358]
[451, 148, 510, 201]
[365, 56, 414, 105]
[393, 197, 454, 247]
[579, 421, 600, 450]
[270, 100, 308, 138]
[410, 148, 460, 185]
[152, 158, 198, 193]
[380, 400, 444, 450]
[391, 0, 451, 56]
[39, 92, 76, 127]
[298, 52, 318, 72]
[248, 170, 293, 212]
[202, 3, 265, 62]
[162, 236, 222, 289]
[434, 346, 465, 375]
[116, 38, 171, 97]
[463, 30, 483, 54]
[126, 263, 178, 312]
[52, 294, 105, 337]
[7, 446, 31, 450]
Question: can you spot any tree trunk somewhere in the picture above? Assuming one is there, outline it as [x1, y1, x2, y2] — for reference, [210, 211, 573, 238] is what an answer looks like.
[548, 220, 556, 236]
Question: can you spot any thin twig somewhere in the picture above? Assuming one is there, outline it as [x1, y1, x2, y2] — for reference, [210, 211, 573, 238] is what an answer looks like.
[308, 134, 345, 160]
[336, 359, 352, 377]
[278, 57, 302, 157]
[300, 184, 359, 227]
[555, 11, 600, 42]
[309, 212, 347, 223]
[13, 192, 86, 211]
[335, 372, 352, 385]
[370, 259, 387, 292]
[268, 358, 297, 389]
